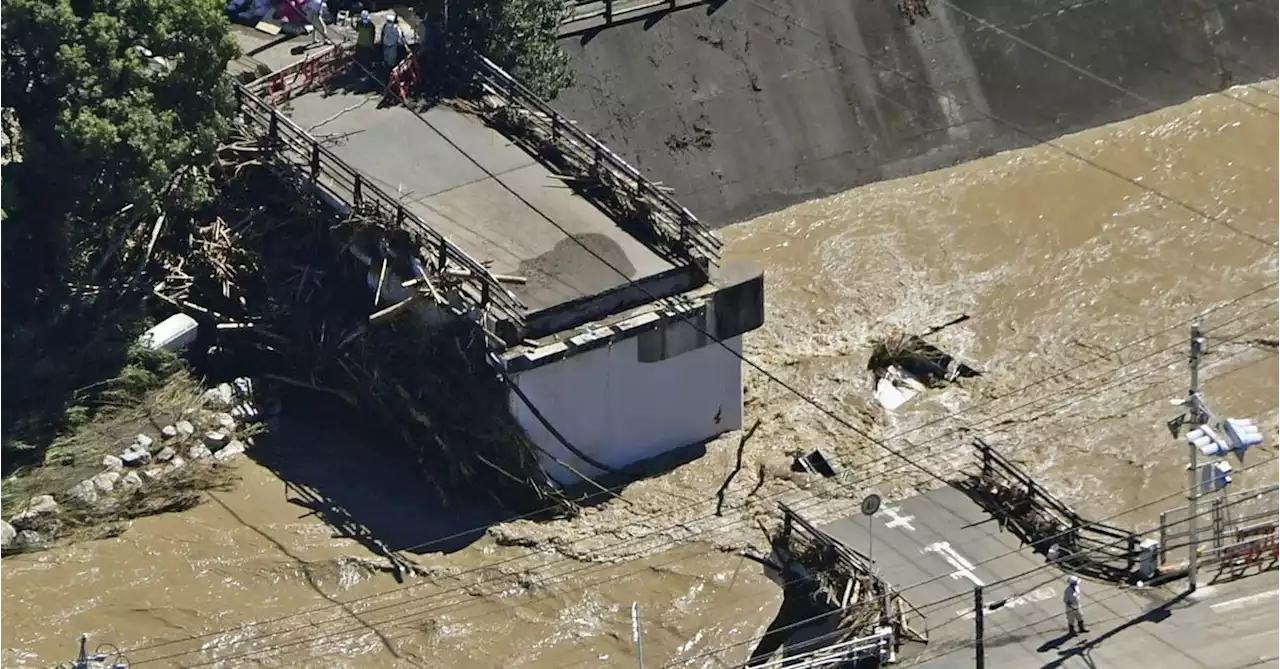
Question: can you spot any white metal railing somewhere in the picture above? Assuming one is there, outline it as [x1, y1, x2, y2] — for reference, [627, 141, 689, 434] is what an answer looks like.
[750, 628, 894, 669]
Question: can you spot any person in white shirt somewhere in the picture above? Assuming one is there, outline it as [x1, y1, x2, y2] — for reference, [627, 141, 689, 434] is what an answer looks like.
[1063, 575, 1088, 635]
[305, 0, 330, 44]
[379, 12, 403, 70]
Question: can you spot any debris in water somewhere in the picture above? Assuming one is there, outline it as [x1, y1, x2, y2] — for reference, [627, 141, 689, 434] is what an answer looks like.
[867, 333, 981, 409]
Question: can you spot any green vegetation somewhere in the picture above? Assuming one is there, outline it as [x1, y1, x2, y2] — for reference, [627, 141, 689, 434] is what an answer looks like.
[1, 0, 239, 468]
[446, 0, 574, 99]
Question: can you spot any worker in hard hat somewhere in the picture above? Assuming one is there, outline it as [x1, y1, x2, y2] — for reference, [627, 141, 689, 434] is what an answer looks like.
[355, 10, 376, 70]
[379, 11, 403, 72]
[1063, 575, 1088, 635]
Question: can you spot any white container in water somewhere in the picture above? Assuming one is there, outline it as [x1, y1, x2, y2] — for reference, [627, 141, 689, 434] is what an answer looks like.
[138, 313, 199, 352]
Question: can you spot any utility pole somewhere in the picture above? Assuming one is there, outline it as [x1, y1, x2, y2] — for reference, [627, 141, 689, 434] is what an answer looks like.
[632, 602, 645, 669]
[1186, 321, 1205, 592]
[974, 586, 985, 669]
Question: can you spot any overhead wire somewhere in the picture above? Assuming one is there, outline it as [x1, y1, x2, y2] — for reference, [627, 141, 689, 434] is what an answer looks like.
[742, 0, 1278, 250]
[657, 453, 1280, 669]
[120, 304, 1274, 667]
[131, 20, 1280, 662]
[124, 64, 1280, 665]
[141, 332, 1276, 669]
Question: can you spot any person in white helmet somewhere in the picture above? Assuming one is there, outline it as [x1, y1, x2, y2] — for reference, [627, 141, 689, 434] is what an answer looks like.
[379, 11, 403, 71]
[1063, 575, 1087, 634]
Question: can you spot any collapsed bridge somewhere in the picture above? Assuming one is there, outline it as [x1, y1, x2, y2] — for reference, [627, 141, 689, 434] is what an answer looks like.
[182, 36, 765, 508]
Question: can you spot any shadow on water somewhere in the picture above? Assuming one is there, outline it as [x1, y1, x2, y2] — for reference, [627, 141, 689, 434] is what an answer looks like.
[246, 389, 710, 561]
[247, 391, 510, 556]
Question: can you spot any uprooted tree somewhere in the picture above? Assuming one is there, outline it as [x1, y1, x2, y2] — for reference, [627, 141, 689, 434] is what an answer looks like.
[1, 0, 239, 461]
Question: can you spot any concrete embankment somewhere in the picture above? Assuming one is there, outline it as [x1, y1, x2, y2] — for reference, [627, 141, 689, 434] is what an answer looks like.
[553, 0, 1278, 227]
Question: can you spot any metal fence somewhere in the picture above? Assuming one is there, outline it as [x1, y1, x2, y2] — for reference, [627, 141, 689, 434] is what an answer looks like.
[233, 84, 527, 328]
[467, 52, 723, 267]
[563, 0, 711, 31]
[968, 439, 1141, 582]
[1156, 483, 1279, 572]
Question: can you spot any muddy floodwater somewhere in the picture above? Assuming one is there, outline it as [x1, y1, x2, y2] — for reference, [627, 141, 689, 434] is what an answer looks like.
[4, 82, 1277, 669]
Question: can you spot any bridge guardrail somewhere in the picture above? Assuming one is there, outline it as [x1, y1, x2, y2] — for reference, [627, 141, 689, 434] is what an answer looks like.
[234, 83, 527, 328]
[969, 439, 1141, 582]
[467, 52, 723, 267]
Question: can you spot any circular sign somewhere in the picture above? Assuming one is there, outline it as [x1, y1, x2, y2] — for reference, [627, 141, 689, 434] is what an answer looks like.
[860, 494, 882, 516]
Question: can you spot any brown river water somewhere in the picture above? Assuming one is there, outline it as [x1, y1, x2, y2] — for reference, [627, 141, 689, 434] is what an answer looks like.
[4, 82, 1277, 668]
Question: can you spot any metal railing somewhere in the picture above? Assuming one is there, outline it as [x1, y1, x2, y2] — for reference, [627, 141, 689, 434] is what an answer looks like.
[244, 43, 354, 104]
[749, 628, 895, 669]
[1157, 483, 1279, 567]
[969, 439, 1141, 581]
[233, 84, 527, 327]
[467, 52, 723, 266]
[563, 0, 710, 31]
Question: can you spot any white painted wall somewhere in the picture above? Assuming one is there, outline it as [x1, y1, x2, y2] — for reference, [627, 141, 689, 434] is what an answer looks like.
[509, 328, 745, 485]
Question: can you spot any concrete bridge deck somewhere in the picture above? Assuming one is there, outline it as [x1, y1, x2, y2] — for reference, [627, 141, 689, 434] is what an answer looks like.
[279, 87, 677, 313]
[821, 485, 1279, 668]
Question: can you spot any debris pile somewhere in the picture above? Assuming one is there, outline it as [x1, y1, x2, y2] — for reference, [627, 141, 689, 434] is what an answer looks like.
[148, 121, 573, 512]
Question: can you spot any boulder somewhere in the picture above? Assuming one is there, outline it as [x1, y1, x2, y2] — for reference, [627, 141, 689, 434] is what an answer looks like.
[215, 439, 247, 461]
[102, 454, 124, 470]
[120, 471, 144, 491]
[202, 383, 235, 409]
[134, 434, 154, 450]
[16, 530, 42, 547]
[188, 443, 213, 460]
[0, 520, 15, 549]
[142, 467, 164, 481]
[120, 444, 151, 467]
[175, 420, 196, 439]
[92, 471, 120, 494]
[163, 456, 187, 474]
[10, 495, 58, 529]
[161, 424, 179, 439]
[202, 430, 229, 450]
[68, 479, 99, 505]
[214, 412, 237, 433]
[154, 445, 177, 463]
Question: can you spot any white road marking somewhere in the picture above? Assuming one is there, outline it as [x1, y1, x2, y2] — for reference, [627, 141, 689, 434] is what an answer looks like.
[882, 506, 916, 531]
[923, 541, 985, 586]
[956, 586, 1057, 620]
[1210, 589, 1279, 612]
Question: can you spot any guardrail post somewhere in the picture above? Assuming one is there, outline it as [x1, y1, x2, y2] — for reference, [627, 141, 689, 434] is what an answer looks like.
[551, 114, 560, 142]
[437, 243, 448, 272]
[269, 113, 279, 142]
[1212, 498, 1224, 548]
[353, 174, 363, 204]
[481, 281, 491, 306]
[1126, 535, 1137, 572]
[593, 144, 603, 176]
[605, 0, 614, 24]
[395, 204, 406, 227]
[1158, 512, 1168, 565]
[310, 143, 321, 180]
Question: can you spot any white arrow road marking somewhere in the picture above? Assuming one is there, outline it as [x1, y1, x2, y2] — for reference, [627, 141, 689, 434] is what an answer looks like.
[923, 541, 984, 586]
[882, 506, 916, 531]
[955, 587, 1057, 620]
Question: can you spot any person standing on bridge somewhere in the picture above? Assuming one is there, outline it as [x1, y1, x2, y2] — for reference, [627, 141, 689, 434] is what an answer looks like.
[304, 0, 331, 45]
[379, 11, 404, 72]
[1064, 575, 1088, 635]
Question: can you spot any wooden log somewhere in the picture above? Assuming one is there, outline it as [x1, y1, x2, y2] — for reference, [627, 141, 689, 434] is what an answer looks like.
[369, 293, 423, 324]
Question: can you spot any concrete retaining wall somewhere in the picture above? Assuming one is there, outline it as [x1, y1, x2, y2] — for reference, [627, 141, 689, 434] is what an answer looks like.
[553, 0, 1278, 227]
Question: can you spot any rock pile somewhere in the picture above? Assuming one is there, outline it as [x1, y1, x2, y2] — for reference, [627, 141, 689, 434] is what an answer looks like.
[1, 377, 269, 552]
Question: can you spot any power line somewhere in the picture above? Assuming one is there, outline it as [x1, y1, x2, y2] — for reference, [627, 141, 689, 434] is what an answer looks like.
[144, 337, 1275, 668]
[299, 23, 1279, 658]
[658, 453, 1279, 669]
[742, 0, 1278, 250]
